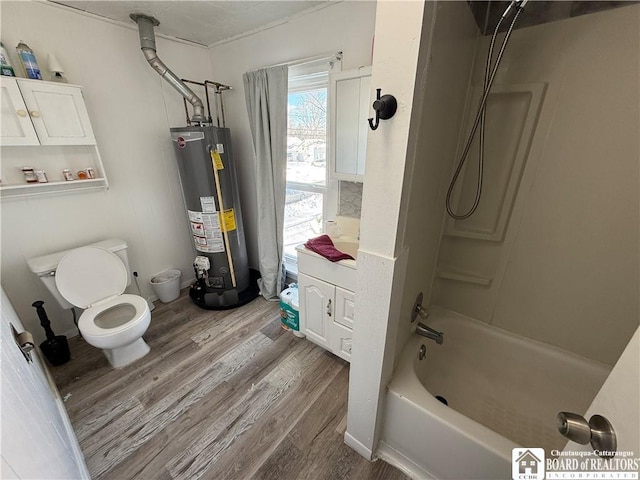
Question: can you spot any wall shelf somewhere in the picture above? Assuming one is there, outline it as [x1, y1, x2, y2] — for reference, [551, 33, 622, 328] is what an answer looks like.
[0, 178, 108, 199]
[436, 265, 493, 286]
[0, 78, 108, 200]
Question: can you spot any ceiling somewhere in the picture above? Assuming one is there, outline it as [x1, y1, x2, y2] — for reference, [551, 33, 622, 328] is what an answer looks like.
[50, 1, 333, 46]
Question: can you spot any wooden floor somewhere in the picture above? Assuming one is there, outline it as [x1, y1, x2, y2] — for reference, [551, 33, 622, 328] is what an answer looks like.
[52, 290, 408, 480]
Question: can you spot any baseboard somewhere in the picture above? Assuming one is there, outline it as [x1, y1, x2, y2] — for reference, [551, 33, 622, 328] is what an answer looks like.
[146, 276, 195, 304]
[180, 276, 195, 290]
[344, 431, 373, 460]
[63, 326, 80, 339]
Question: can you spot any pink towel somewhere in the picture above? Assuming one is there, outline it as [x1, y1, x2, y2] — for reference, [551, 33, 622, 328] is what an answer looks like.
[304, 235, 355, 262]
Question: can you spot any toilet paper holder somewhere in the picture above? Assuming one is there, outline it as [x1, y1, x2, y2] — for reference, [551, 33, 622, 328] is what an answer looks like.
[557, 412, 617, 457]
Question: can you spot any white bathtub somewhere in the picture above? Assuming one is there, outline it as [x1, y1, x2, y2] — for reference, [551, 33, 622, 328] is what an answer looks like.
[378, 306, 611, 480]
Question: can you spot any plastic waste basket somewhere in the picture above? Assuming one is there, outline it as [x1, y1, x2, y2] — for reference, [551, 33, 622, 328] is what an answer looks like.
[150, 269, 182, 303]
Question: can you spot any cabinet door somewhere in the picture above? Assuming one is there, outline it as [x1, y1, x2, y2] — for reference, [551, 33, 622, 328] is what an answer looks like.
[0, 77, 39, 146]
[329, 66, 372, 182]
[298, 273, 334, 349]
[330, 322, 353, 362]
[17, 79, 96, 145]
[356, 75, 371, 176]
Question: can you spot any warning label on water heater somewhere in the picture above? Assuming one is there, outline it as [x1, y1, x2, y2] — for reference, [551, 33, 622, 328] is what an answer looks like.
[222, 208, 236, 232]
[200, 196, 216, 213]
[188, 210, 225, 253]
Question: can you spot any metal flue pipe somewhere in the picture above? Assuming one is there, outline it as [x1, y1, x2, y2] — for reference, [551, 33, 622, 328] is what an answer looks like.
[130, 13, 206, 123]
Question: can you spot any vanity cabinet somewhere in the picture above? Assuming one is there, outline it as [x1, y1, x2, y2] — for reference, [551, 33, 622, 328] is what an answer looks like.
[329, 66, 372, 182]
[1, 77, 107, 198]
[298, 272, 356, 362]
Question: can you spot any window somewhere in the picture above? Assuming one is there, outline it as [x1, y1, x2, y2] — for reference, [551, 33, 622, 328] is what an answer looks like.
[283, 57, 341, 273]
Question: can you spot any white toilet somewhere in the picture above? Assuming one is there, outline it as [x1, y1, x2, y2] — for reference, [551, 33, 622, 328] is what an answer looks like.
[28, 239, 151, 368]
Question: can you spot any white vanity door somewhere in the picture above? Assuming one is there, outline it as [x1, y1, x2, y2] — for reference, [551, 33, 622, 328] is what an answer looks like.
[298, 273, 334, 349]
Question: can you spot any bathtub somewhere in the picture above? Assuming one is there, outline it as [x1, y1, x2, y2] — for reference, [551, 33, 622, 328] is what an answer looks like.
[378, 306, 611, 480]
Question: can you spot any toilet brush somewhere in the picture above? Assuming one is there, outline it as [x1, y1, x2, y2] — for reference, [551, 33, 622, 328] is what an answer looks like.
[133, 271, 155, 311]
[32, 300, 71, 366]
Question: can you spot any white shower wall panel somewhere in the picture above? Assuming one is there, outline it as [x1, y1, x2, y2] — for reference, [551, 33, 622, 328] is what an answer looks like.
[432, 4, 640, 366]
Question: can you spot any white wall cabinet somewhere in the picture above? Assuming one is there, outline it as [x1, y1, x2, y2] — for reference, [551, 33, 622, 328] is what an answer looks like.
[1, 78, 39, 145]
[329, 66, 372, 182]
[298, 272, 355, 362]
[2, 77, 96, 146]
[0, 77, 108, 198]
[16, 78, 96, 145]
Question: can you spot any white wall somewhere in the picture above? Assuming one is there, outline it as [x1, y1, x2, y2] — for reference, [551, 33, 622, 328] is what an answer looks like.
[393, 0, 479, 362]
[207, 0, 377, 267]
[345, 0, 430, 459]
[345, 0, 479, 459]
[1, 1, 212, 342]
[433, 5, 640, 366]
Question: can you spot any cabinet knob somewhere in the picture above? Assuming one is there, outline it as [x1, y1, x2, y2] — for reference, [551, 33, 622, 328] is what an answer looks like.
[16, 110, 27, 117]
[30, 111, 40, 118]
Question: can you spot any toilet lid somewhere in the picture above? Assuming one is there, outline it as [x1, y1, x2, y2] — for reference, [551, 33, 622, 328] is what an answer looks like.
[55, 246, 127, 309]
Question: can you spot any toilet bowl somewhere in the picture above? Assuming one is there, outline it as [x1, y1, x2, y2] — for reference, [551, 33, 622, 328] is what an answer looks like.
[55, 246, 151, 368]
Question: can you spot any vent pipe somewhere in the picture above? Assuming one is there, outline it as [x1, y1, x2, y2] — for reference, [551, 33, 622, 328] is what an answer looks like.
[130, 13, 206, 123]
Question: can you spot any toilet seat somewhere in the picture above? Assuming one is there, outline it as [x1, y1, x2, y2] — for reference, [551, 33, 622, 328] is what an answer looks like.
[79, 294, 149, 337]
[56, 246, 128, 309]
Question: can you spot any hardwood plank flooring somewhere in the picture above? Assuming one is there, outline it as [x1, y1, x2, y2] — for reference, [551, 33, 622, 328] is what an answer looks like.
[51, 289, 408, 480]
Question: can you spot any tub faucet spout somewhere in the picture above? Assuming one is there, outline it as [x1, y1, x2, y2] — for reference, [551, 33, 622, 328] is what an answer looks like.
[416, 322, 444, 345]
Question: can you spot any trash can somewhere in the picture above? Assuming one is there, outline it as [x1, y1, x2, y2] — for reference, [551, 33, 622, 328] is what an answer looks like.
[279, 284, 304, 338]
[150, 269, 182, 303]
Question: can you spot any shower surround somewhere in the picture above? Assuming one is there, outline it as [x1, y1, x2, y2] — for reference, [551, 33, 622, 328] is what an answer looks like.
[347, 0, 639, 477]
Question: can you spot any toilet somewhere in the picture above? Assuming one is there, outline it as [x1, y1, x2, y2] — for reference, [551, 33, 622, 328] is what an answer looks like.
[28, 239, 151, 368]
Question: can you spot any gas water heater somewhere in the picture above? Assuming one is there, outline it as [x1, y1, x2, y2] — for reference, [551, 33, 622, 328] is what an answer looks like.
[170, 126, 257, 309]
[132, 14, 258, 309]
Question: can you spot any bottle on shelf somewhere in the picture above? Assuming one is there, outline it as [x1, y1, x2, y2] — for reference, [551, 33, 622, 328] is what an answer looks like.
[0, 42, 15, 77]
[16, 40, 42, 80]
[47, 54, 67, 83]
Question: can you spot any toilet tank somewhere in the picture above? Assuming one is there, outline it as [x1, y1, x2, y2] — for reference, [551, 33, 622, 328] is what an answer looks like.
[27, 239, 131, 310]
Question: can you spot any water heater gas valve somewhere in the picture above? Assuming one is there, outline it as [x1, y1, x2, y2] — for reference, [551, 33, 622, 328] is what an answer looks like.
[193, 256, 210, 279]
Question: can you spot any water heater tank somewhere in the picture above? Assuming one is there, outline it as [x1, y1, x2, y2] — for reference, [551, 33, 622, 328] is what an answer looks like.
[170, 126, 257, 309]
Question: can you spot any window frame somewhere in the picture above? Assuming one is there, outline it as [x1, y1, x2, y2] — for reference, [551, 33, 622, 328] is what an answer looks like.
[283, 58, 341, 275]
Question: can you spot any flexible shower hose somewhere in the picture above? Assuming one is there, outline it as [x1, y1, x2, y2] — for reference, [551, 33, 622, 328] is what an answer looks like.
[445, 6, 524, 220]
